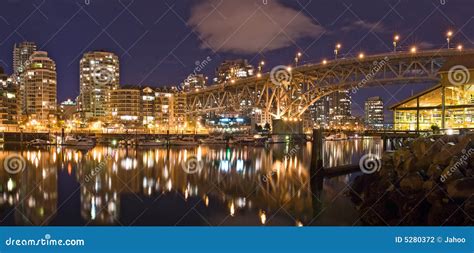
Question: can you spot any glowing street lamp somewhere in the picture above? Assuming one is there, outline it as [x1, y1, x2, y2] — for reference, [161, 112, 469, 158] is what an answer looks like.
[334, 43, 342, 59]
[294, 52, 302, 66]
[258, 60, 265, 72]
[457, 44, 463, 51]
[322, 59, 328, 65]
[410, 46, 417, 53]
[446, 30, 453, 49]
[358, 53, 365, 59]
[393, 34, 400, 52]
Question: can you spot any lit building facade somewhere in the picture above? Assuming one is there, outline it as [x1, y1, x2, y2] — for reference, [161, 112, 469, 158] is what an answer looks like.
[0, 68, 18, 129]
[78, 51, 119, 121]
[21, 51, 57, 124]
[311, 90, 352, 129]
[181, 74, 206, 92]
[58, 99, 77, 121]
[214, 59, 254, 84]
[109, 86, 141, 125]
[108, 86, 186, 131]
[13, 41, 37, 75]
[391, 59, 474, 131]
[365, 96, 384, 129]
[13, 41, 37, 116]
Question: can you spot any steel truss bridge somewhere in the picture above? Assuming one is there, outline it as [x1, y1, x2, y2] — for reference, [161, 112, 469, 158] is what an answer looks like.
[185, 49, 474, 120]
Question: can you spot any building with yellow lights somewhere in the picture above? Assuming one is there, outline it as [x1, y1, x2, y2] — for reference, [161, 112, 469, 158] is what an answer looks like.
[391, 57, 474, 131]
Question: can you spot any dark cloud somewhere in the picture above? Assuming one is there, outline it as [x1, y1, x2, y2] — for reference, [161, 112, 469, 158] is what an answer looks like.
[187, 0, 325, 54]
[341, 20, 387, 33]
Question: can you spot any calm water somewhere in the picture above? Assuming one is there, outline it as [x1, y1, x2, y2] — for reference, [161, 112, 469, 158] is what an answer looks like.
[0, 138, 382, 226]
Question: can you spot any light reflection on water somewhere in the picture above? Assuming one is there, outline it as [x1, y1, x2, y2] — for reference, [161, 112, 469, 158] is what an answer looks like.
[0, 138, 382, 226]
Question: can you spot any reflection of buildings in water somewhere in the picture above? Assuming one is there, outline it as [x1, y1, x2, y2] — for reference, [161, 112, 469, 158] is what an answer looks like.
[322, 138, 383, 168]
[0, 140, 381, 225]
[0, 150, 57, 225]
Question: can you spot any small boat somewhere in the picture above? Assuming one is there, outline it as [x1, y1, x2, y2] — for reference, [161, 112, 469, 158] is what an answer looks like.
[324, 133, 348, 141]
[28, 139, 50, 146]
[349, 134, 363, 140]
[137, 139, 167, 147]
[200, 136, 234, 145]
[64, 136, 95, 147]
[168, 137, 199, 146]
[267, 135, 290, 144]
[234, 136, 256, 144]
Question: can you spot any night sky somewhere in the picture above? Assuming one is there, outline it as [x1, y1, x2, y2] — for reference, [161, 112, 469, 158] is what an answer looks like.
[1, 0, 473, 122]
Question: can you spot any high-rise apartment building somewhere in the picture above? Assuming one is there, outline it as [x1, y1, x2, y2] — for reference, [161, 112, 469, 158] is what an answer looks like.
[22, 51, 57, 123]
[214, 59, 254, 84]
[0, 67, 18, 128]
[13, 41, 37, 75]
[311, 90, 352, 128]
[78, 51, 119, 121]
[365, 96, 384, 129]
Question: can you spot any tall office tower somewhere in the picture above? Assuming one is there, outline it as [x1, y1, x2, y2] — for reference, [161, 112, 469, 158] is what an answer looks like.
[311, 91, 352, 128]
[22, 51, 57, 123]
[78, 51, 119, 121]
[328, 90, 352, 126]
[365, 96, 384, 129]
[13, 41, 37, 75]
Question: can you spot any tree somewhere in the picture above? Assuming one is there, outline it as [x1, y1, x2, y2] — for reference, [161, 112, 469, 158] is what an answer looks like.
[264, 122, 271, 132]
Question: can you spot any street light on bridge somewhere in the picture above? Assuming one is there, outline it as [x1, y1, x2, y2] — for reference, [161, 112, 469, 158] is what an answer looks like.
[446, 30, 453, 49]
[457, 44, 464, 51]
[410, 46, 417, 53]
[358, 53, 365, 59]
[334, 43, 342, 59]
[393, 34, 400, 52]
[294, 52, 302, 66]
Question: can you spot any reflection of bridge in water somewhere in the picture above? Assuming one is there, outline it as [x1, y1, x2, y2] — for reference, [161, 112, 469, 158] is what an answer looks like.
[0, 140, 382, 225]
[186, 49, 473, 120]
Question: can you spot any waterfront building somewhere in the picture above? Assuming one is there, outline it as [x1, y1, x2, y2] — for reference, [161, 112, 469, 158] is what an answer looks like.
[21, 51, 57, 124]
[391, 57, 474, 130]
[78, 51, 119, 121]
[58, 99, 77, 121]
[365, 96, 384, 129]
[214, 59, 254, 84]
[109, 86, 141, 126]
[0, 68, 18, 129]
[108, 86, 186, 132]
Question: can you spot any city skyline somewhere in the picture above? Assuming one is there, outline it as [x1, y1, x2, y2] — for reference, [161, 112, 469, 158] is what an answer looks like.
[1, 0, 473, 120]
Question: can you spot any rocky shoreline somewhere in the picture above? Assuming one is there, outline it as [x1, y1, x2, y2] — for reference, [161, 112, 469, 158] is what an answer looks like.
[349, 134, 473, 226]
